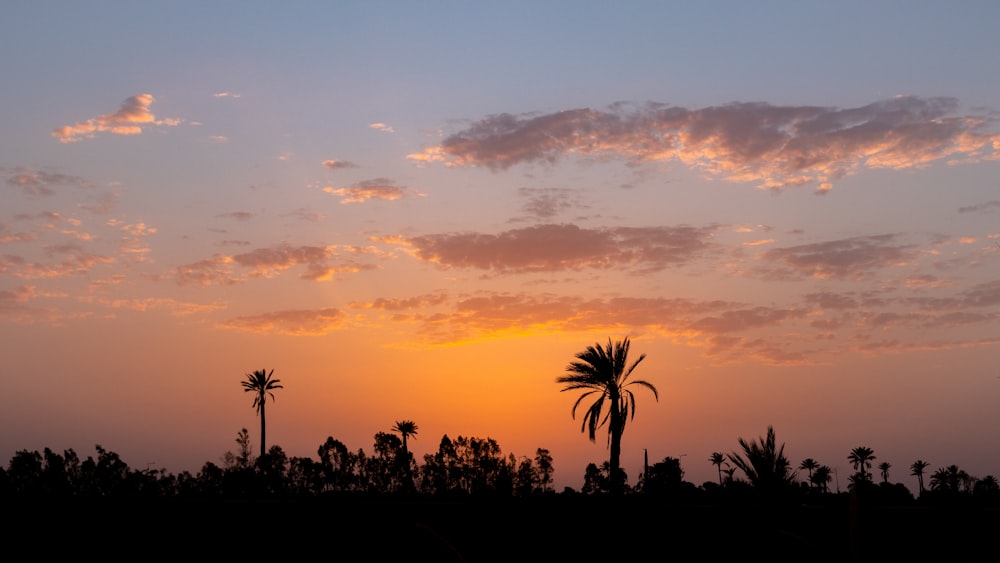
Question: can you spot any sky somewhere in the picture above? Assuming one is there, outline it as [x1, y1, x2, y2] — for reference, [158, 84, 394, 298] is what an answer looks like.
[3, 1, 1000, 493]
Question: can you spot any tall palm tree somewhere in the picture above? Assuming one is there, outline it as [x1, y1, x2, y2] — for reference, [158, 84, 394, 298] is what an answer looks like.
[910, 460, 929, 494]
[556, 337, 658, 494]
[799, 458, 819, 488]
[847, 446, 876, 482]
[710, 452, 727, 485]
[241, 369, 283, 457]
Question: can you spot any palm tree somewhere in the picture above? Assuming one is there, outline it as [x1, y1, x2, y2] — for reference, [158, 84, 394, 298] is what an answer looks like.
[727, 426, 795, 492]
[392, 420, 419, 454]
[812, 465, 833, 493]
[710, 452, 727, 485]
[911, 460, 929, 494]
[799, 458, 819, 488]
[878, 461, 891, 483]
[556, 337, 658, 494]
[847, 446, 876, 482]
[241, 369, 283, 457]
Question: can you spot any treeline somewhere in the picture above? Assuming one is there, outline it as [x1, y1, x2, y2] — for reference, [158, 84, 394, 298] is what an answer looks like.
[4, 426, 1000, 507]
[0, 430, 554, 499]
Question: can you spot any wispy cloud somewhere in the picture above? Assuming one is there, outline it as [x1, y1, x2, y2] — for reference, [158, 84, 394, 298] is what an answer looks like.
[172, 244, 381, 286]
[322, 159, 359, 171]
[52, 93, 181, 143]
[398, 223, 718, 273]
[217, 308, 345, 335]
[755, 234, 918, 280]
[323, 178, 423, 203]
[369, 123, 394, 133]
[408, 96, 999, 192]
[4, 167, 93, 197]
[958, 200, 1000, 214]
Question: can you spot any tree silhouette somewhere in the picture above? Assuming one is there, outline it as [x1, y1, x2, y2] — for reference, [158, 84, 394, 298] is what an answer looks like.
[812, 465, 833, 493]
[392, 420, 419, 455]
[799, 458, 819, 489]
[710, 452, 727, 485]
[847, 446, 875, 483]
[556, 337, 658, 494]
[878, 461, 891, 483]
[910, 459, 929, 494]
[727, 426, 794, 493]
[241, 369, 283, 457]
[391, 420, 419, 491]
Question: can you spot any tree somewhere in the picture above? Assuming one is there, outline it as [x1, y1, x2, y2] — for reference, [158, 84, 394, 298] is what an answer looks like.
[556, 337, 658, 494]
[534, 448, 554, 493]
[710, 452, 727, 485]
[799, 458, 819, 489]
[811, 465, 833, 493]
[847, 446, 876, 483]
[878, 461, 891, 484]
[391, 420, 419, 492]
[727, 426, 795, 493]
[241, 369, 283, 457]
[911, 460, 929, 494]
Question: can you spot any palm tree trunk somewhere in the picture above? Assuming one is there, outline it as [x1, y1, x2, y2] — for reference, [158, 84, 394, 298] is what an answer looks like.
[609, 399, 623, 494]
[260, 401, 267, 457]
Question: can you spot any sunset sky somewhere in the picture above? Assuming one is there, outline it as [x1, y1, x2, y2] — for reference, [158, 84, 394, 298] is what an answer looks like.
[3, 1, 1000, 492]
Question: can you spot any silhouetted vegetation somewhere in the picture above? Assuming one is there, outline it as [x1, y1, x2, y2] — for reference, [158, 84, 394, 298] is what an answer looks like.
[3, 358, 998, 561]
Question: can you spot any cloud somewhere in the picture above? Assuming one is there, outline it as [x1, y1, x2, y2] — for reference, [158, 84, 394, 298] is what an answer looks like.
[217, 308, 345, 335]
[213, 92, 241, 99]
[323, 178, 422, 203]
[756, 234, 917, 280]
[516, 187, 586, 221]
[958, 200, 1000, 214]
[216, 211, 255, 221]
[369, 123, 395, 133]
[172, 243, 380, 286]
[0, 245, 114, 279]
[399, 223, 717, 273]
[407, 96, 1000, 191]
[4, 167, 93, 197]
[52, 93, 181, 143]
[322, 159, 359, 170]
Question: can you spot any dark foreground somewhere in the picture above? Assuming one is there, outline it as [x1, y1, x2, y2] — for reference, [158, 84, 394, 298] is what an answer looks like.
[10, 495, 999, 562]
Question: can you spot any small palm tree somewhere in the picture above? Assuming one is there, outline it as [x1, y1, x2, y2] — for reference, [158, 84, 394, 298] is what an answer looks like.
[911, 460, 929, 494]
[710, 452, 727, 485]
[799, 458, 819, 488]
[241, 369, 283, 456]
[728, 426, 794, 492]
[878, 461, 891, 483]
[848, 446, 876, 482]
[812, 465, 832, 493]
[557, 337, 658, 494]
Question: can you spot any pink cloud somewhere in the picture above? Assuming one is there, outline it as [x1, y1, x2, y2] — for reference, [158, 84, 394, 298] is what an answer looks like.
[323, 178, 420, 203]
[217, 308, 345, 335]
[407, 96, 999, 191]
[52, 94, 181, 143]
[401, 223, 717, 273]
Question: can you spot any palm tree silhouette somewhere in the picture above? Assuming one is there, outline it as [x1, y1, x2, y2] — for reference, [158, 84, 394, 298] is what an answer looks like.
[799, 458, 819, 489]
[878, 461, 891, 483]
[812, 465, 832, 493]
[710, 452, 727, 485]
[910, 459, 929, 494]
[241, 369, 283, 457]
[392, 420, 419, 454]
[556, 337, 658, 494]
[391, 420, 418, 491]
[727, 426, 794, 492]
[847, 446, 875, 482]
